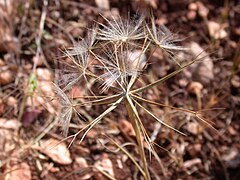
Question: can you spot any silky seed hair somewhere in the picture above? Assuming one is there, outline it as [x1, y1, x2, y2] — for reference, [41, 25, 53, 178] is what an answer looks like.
[147, 16, 187, 55]
[97, 14, 146, 44]
[96, 47, 147, 92]
[59, 29, 97, 91]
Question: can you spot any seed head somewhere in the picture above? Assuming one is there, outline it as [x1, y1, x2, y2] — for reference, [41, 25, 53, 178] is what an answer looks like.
[67, 29, 97, 57]
[97, 15, 146, 44]
[55, 14, 201, 147]
[97, 47, 147, 92]
[147, 17, 187, 54]
[53, 84, 74, 136]
[60, 30, 97, 91]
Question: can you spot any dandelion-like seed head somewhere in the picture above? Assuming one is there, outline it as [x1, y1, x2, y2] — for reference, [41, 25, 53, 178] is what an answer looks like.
[59, 30, 97, 91]
[53, 84, 74, 136]
[97, 46, 147, 92]
[56, 14, 192, 139]
[68, 29, 97, 56]
[147, 17, 187, 54]
[97, 15, 146, 44]
[65, 29, 97, 70]
[55, 16, 211, 179]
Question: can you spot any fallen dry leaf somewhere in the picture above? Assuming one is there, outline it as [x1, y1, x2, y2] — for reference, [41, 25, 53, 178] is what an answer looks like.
[0, 58, 5, 66]
[0, 0, 19, 53]
[186, 121, 203, 135]
[0, 118, 21, 130]
[37, 138, 72, 165]
[33, 55, 46, 67]
[222, 148, 238, 162]
[26, 68, 56, 114]
[94, 153, 115, 178]
[0, 99, 4, 116]
[226, 154, 240, 169]
[187, 143, 202, 157]
[187, 2, 197, 20]
[183, 158, 202, 169]
[0, 129, 16, 158]
[73, 157, 92, 179]
[0, 119, 21, 160]
[227, 126, 237, 135]
[119, 119, 135, 137]
[4, 162, 32, 180]
[0, 0, 15, 16]
[36, 68, 52, 81]
[231, 75, 240, 88]
[74, 157, 88, 169]
[6, 96, 17, 107]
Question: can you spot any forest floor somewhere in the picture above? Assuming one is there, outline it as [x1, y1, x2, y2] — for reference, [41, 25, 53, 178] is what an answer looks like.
[0, 0, 239, 179]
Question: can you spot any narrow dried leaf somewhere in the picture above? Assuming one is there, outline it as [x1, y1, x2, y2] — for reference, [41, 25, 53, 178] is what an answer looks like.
[38, 138, 72, 165]
[4, 162, 32, 180]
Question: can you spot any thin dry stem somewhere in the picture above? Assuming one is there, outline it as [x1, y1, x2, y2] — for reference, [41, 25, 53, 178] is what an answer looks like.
[125, 96, 151, 180]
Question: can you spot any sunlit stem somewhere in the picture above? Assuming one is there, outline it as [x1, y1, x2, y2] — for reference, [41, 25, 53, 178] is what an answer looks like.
[125, 95, 151, 180]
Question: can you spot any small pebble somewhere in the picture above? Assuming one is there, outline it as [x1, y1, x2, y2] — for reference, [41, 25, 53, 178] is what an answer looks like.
[0, 70, 14, 85]
[189, 3, 197, 11]
[187, 10, 197, 20]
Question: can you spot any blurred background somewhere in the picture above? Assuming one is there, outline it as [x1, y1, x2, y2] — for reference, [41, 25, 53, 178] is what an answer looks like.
[0, 0, 239, 179]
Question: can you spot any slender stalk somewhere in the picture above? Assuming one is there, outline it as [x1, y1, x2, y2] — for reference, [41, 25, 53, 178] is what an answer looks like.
[125, 99, 151, 180]
[132, 52, 212, 94]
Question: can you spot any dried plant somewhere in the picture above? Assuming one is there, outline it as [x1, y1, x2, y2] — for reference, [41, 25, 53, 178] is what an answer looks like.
[54, 14, 214, 180]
